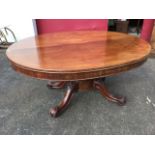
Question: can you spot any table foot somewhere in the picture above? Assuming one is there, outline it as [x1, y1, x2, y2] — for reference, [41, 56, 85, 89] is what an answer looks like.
[49, 82, 78, 117]
[47, 81, 66, 89]
[93, 80, 126, 106]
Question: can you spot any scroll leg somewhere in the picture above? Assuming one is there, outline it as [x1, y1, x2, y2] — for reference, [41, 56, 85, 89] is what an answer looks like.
[93, 80, 126, 106]
[47, 81, 66, 89]
[50, 82, 78, 117]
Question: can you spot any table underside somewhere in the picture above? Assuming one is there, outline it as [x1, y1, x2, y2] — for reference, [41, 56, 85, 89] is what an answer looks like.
[47, 78, 126, 117]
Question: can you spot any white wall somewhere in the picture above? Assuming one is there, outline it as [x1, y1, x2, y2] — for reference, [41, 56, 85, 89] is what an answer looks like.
[0, 19, 35, 42]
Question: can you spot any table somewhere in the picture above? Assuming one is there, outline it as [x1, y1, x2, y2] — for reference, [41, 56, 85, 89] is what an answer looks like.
[6, 31, 151, 117]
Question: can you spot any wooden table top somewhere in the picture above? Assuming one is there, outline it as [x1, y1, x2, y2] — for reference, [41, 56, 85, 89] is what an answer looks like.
[6, 31, 151, 81]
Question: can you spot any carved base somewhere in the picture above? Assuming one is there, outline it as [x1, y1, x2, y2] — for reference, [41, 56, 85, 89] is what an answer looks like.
[93, 79, 126, 106]
[49, 82, 78, 117]
[49, 79, 126, 117]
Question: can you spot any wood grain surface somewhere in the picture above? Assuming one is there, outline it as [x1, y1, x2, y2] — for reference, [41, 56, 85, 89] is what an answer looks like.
[6, 31, 151, 81]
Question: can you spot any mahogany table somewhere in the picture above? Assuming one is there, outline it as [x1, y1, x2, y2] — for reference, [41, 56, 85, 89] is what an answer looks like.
[6, 31, 151, 117]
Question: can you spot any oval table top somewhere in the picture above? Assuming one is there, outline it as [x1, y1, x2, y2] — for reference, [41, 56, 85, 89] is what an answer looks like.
[6, 31, 151, 81]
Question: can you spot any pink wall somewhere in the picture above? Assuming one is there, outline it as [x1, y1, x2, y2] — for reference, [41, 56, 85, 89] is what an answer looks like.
[140, 19, 154, 42]
[36, 19, 154, 42]
[36, 19, 108, 34]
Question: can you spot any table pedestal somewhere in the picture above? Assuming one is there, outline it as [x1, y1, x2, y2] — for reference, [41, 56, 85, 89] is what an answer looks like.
[48, 79, 126, 117]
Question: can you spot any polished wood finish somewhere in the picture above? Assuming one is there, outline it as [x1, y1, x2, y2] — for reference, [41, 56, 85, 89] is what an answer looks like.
[6, 31, 151, 81]
[78, 80, 93, 91]
[50, 79, 126, 117]
[6, 31, 151, 117]
[10, 59, 146, 81]
[93, 79, 126, 106]
[50, 82, 78, 117]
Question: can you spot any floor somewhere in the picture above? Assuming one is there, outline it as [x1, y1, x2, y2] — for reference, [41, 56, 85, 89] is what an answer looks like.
[0, 49, 155, 135]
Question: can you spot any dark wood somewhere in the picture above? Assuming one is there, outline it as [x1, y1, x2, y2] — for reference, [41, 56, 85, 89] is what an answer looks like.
[50, 79, 126, 117]
[78, 80, 93, 91]
[50, 82, 78, 117]
[6, 31, 151, 117]
[6, 31, 151, 81]
[93, 79, 126, 106]
[10, 59, 147, 81]
[116, 20, 129, 33]
[47, 81, 66, 89]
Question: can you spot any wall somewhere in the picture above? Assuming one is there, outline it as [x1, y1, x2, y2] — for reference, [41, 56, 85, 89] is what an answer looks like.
[140, 19, 154, 42]
[36, 19, 108, 34]
[0, 19, 35, 42]
[36, 19, 155, 42]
